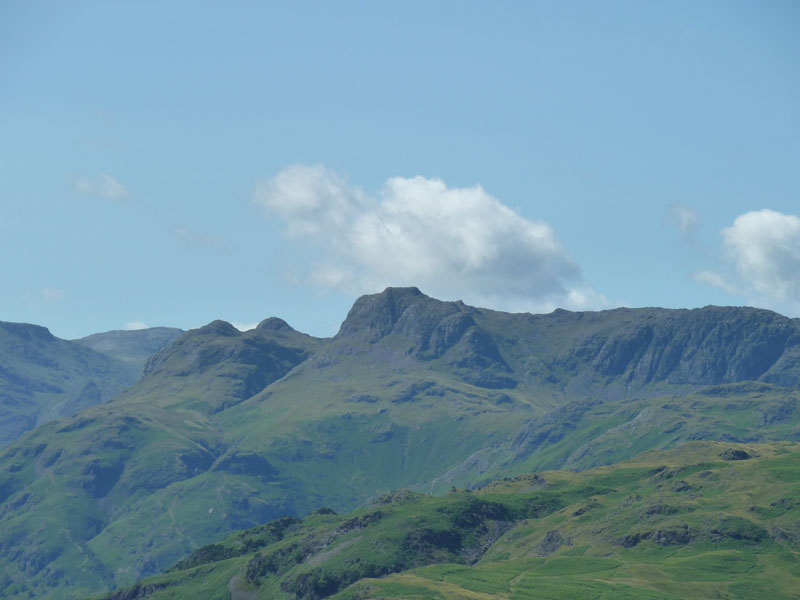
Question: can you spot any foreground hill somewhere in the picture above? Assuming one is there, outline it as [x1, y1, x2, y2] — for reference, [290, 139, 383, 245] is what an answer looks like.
[94, 442, 800, 600]
[1, 288, 799, 598]
[0, 322, 181, 447]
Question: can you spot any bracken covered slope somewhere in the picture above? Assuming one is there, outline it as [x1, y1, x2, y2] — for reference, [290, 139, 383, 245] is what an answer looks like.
[94, 442, 800, 600]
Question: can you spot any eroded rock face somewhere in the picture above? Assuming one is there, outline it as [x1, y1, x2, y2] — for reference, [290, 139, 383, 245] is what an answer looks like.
[102, 583, 168, 600]
[336, 290, 800, 395]
[556, 306, 800, 389]
[4, 291, 800, 600]
[721, 448, 752, 461]
[334, 288, 514, 388]
[536, 529, 566, 554]
[336, 287, 431, 343]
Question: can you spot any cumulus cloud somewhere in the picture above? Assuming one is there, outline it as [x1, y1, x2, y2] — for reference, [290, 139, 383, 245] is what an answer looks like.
[254, 165, 606, 313]
[719, 209, 800, 314]
[74, 174, 130, 201]
[231, 321, 258, 332]
[125, 321, 149, 330]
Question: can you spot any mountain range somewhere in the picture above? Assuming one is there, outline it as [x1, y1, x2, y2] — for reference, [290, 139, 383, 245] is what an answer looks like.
[0, 323, 181, 447]
[1, 287, 799, 599]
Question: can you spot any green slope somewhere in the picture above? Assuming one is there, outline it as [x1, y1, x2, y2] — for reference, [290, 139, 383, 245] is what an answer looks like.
[91, 442, 800, 600]
[0, 322, 180, 447]
[2, 288, 800, 599]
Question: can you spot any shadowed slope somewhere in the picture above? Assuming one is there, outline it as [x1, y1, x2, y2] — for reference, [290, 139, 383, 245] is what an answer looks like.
[0, 323, 180, 447]
[2, 289, 800, 599]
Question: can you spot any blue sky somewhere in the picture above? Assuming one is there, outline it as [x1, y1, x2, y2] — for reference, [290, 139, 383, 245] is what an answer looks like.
[2, 1, 799, 339]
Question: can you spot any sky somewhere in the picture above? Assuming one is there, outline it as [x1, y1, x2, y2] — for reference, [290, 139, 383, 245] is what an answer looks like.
[2, 1, 799, 339]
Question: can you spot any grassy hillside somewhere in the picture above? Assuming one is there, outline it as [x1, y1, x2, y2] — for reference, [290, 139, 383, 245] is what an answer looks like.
[0, 322, 180, 448]
[1, 289, 799, 598]
[92, 442, 800, 600]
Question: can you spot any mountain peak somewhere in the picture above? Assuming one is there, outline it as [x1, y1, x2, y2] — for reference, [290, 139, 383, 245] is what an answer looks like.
[256, 317, 294, 332]
[336, 287, 433, 342]
[0, 321, 56, 343]
[382, 285, 424, 296]
[197, 320, 240, 337]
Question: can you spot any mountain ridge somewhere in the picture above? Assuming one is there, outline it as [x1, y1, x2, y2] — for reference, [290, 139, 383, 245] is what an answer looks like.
[1, 288, 799, 599]
[75, 327, 183, 368]
[331, 288, 800, 395]
[0, 322, 181, 447]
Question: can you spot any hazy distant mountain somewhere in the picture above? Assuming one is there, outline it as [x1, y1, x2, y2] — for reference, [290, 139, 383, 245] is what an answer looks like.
[1, 288, 799, 599]
[74, 327, 184, 375]
[0, 323, 182, 447]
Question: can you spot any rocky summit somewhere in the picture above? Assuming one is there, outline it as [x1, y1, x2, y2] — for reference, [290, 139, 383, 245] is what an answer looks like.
[0, 288, 799, 599]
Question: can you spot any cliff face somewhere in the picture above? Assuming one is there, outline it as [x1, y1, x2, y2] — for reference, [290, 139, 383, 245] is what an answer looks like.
[1, 289, 799, 599]
[336, 289, 800, 393]
[532, 306, 800, 393]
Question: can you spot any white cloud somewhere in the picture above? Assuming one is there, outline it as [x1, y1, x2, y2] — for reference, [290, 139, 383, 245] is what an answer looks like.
[41, 288, 66, 302]
[125, 321, 149, 330]
[666, 202, 699, 241]
[690, 270, 739, 295]
[254, 165, 606, 313]
[231, 321, 258, 332]
[74, 174, 130, 201]
[719, 209, 800, 314]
